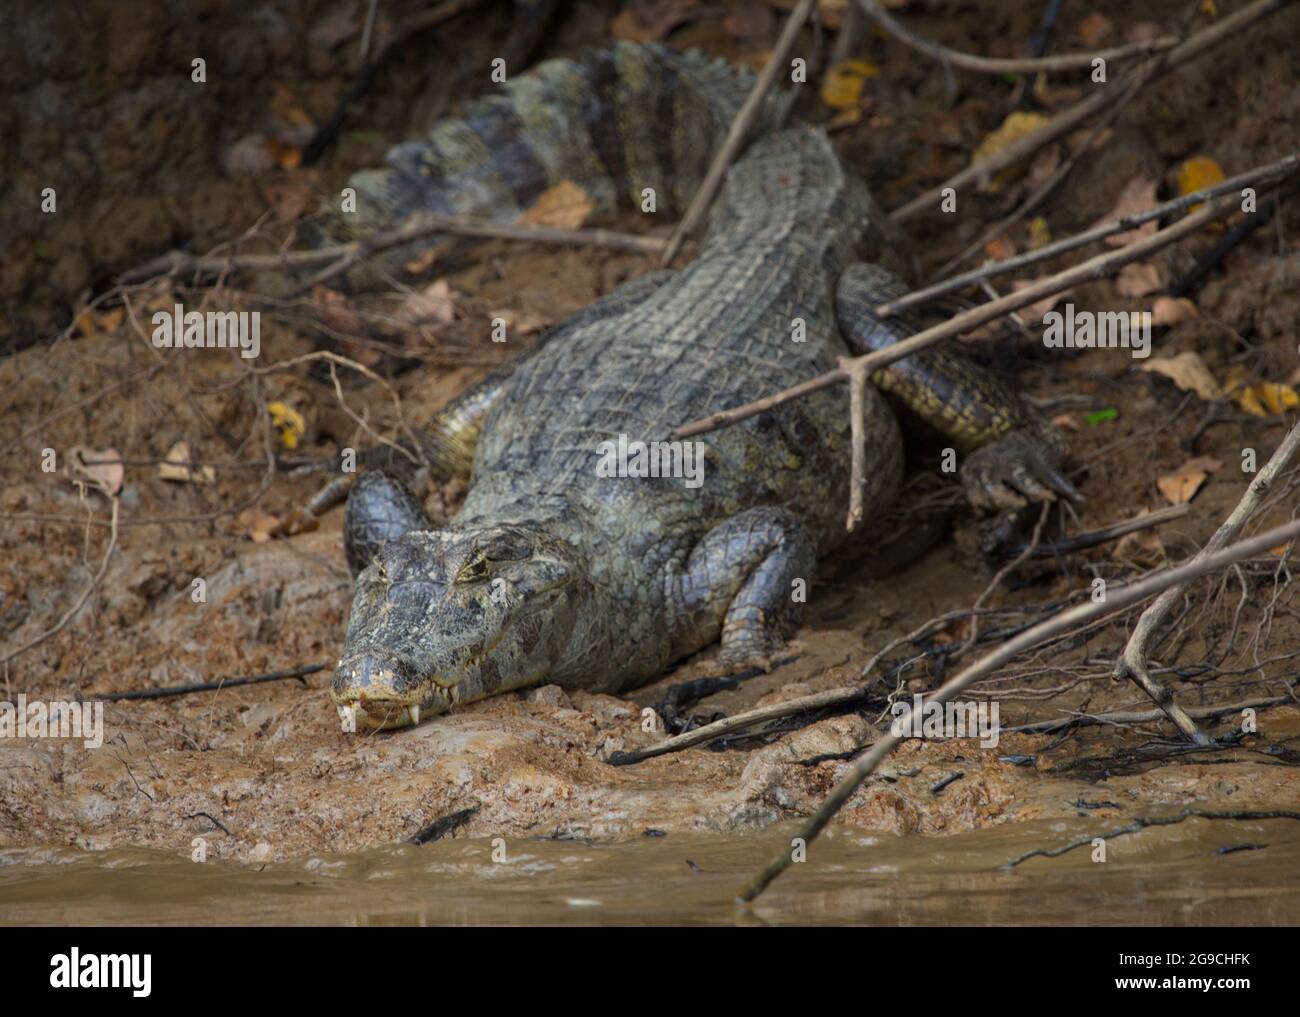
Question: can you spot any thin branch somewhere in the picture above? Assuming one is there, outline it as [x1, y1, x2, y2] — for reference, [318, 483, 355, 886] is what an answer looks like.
[658, 0, 816, 267]
[674, 194, 1238, 440]
[857, 0, 1178, 74]
[887, 0, 1294, 224]
[118, 212, 662, 287]
[1114, 416, 1300, 741]
[1002, 694, 1293, 735]
[0, 498, 119, 668]
[93, 664, 325, 703]
[1001, 808, 1300, 869]
[737, 513, 1300, 903]
[880, 153, 1300, 318]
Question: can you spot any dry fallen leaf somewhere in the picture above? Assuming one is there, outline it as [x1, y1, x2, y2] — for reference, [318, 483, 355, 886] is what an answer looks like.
[261, 178, 318, 222]
[1223, 364, 1300, 416]
[984, 235, 1015, 261]
[159, 440, 215, 485]
[487, 308, 549, 337]
[1077, 12, 1114, 46]
[1011, 278, 1074, 321]
[972, 112, 1052, 192]
[398, 279, 456, 329]
[1151, 296, 1198, 326]
[67, 446, 124, 498]
[1156, 455, 1222, 505]
[75, 306, 125, 337]
[1051, 412, 1082, 432]
[1099, 177, 1159, 246]
[610, 0, 702, 42]
[723, 1, 774, 39]
[1140, 352, 1223, 401]
[518, 180, 594, 230]
[820, 60, 879, 110]
[1114, 510, 1166, 566]
[1116, 262, 1164, 298]
[235, 507, 282, 544]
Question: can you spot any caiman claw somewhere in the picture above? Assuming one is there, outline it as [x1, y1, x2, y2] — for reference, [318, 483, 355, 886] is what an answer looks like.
[961, 428, 1080, 513]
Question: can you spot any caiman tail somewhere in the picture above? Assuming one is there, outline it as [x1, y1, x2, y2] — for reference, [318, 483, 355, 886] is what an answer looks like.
[343, 42, 782, 236]
[335, 43, 785, 481]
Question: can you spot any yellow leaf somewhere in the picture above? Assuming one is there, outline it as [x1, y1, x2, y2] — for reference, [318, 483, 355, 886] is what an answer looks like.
[1200, 0, 1217, 16]
[1027, 217, 1052, 249]
[972, 112, 1052, 192]
[820, 60, 878, 110]
[1176, 155, 1225, 212]
[267, 401, 306, 450]
[75, 306, 125, 337]
[1222, 365, 1299, 416]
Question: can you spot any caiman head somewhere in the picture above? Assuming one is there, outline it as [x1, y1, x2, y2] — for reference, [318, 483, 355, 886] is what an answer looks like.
[332, 520, 593, 730]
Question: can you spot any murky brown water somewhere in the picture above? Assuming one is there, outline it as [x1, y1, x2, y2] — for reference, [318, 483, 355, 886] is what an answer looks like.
[4, 816, 1298, 926]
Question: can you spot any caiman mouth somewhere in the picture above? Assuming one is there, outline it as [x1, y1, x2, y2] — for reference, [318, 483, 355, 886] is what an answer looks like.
[331, 656, 455, 731]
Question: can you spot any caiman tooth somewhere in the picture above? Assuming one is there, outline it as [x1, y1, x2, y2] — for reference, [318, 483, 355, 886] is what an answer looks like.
[408, 705, 421, 726]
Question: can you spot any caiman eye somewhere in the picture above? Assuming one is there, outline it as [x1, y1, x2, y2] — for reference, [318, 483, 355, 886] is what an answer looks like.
[455, 556, 489, 583]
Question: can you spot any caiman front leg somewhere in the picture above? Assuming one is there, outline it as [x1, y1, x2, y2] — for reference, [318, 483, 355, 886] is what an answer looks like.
[835, 263, 1077, 511]
[673, 507, 817, 678]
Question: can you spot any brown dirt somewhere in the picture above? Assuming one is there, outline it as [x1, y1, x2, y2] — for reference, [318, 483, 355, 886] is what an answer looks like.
[2, 0, 1298, 865]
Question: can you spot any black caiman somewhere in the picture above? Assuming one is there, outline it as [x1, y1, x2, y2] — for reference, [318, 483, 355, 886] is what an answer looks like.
[330, 42, 1074, 730]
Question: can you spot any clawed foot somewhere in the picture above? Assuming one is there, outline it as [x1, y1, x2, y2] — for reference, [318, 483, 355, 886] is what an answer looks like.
[961, 428, 1079, 513]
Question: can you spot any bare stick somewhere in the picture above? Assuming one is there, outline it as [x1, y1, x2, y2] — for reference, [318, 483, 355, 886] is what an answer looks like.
[880, 153, 1300, 318]
[1002, 694, 1293, 735]
[887, 0, 1294, 224]
[857, 0, 1177, 74]
[1018, 503, 1190, 558]
[118, 213, 662, 286]
[658, 0, 815, 267]
[0, 498, 119, 667]
[1114, 417, 1300, 741]
[737, 513, 1300, 903]
[674, 194, 1237, 440]
[844, 360, 869, 530]
[93, 664, 325, 703]
[609, 685, 872, 766]
[1002, 808, 1300, 869]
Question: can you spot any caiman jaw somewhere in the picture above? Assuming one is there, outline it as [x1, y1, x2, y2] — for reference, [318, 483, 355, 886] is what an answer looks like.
[331, 656, 452, 730]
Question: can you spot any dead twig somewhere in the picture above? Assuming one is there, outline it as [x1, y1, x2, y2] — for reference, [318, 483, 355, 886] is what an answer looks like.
[737, 513, 1300, 903]
[1114, 417, 1300, 742]
[857, 0, 1177, 75]
[118, 213, 662, 289]
[659, 0, 816, 267]
[886, 153, 1300, 316]
[93, 664, 325, 703]
[0, 497, 119, 668]
[1001, 808, 1300, 869]
[675, 193, 1239, 440]
[887, 0, 1295, 224]
[1002, 693, 1294, 735]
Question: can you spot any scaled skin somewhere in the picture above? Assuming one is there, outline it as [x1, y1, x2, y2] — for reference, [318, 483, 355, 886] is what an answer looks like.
[332, 44, 1071, 729]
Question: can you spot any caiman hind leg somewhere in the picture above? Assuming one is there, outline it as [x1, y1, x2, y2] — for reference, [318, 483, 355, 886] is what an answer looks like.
[835, 263, 1077, 511]
[673, 507, 817, 679]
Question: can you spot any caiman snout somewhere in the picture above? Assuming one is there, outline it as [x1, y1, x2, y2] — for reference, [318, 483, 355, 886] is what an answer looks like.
[332, 654, 443, 730]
